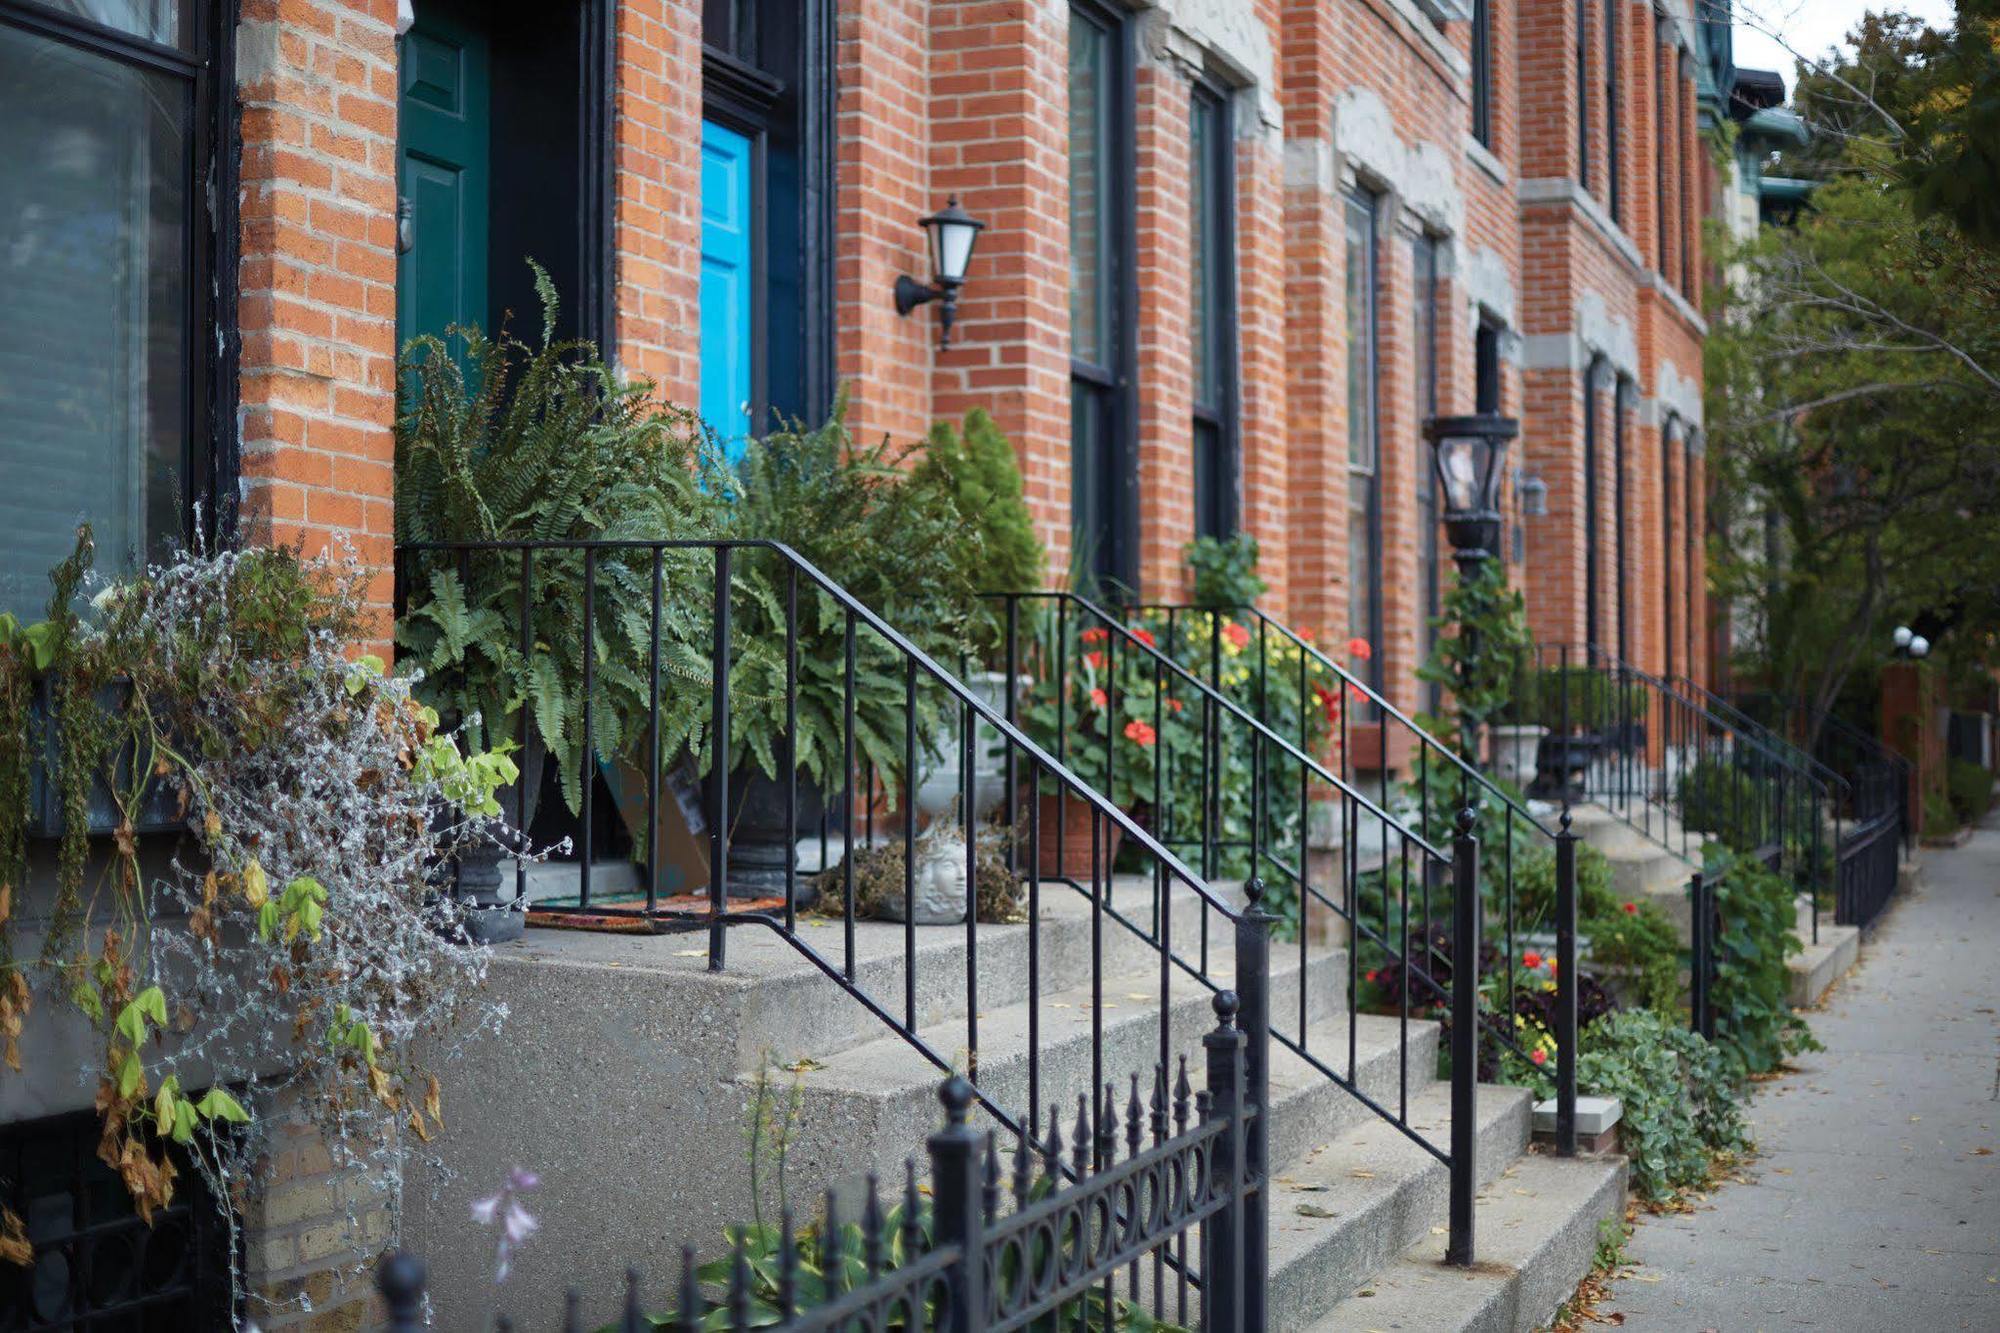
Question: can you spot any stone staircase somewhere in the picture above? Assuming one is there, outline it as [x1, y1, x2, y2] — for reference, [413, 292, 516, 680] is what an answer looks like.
[405, 874, 1626, 1330]
[1564, 801, 1707, 937]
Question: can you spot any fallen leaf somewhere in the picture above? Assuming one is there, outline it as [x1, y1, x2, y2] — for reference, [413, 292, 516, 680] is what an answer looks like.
[1295, 1203, 1337, 1219]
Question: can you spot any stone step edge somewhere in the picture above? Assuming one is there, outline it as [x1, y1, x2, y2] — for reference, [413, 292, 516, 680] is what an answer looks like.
[1304, 1150, 1627, 1333]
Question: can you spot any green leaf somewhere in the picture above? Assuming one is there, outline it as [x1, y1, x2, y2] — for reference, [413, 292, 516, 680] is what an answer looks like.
[194, 1088, 251, 1124]
[116, 1049, 143, 1099]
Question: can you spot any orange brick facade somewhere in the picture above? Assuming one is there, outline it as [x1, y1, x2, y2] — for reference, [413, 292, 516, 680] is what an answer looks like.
[233, 0, 1714, 700]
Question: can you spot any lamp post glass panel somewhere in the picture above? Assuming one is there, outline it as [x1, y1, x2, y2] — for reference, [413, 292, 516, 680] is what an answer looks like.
[895, 196, 985, 348]
[1424, 412, 1519, 762]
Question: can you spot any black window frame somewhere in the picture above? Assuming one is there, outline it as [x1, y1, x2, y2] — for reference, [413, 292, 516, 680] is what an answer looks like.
[1661, 413, 1680, 680]
[1412, 231, 1442, 710]
[1676, 48, 1693, 296]
[1604, 0, 1621, 223]
[1576, 0, 1591, 191]
[0, 0, 241, 559]
[1343, 186, 1384, 700]
[1470, 0, 1493, 148]
[1067, 0, 1139, 593]
[1685, 429, 1700, 679]
[1189, 73, 1239, 542]
[1583, 356, 1607, 648]
[1656, 31, 1671, 280]
[1614, 374, 1633, 663]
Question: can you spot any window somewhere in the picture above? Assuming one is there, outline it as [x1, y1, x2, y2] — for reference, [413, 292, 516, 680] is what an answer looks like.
[1677, 50, 1693, 296]
[1470, 0, 1493, 148]
[1604, 0, 1621, 222]
[1583, 358, 1607, 647]
[1069, 1, 1134, 588]
[1661, 415, 1680, 679]
[1575, 0, 1590, 190]
[1189, 79, 1236, 541]
[698, 0, 837, 457]
[1475, 320, 1502, 415]
[1656, 37, 1670, 278]
[1412, 233, 1441, 706]
[1685, 431, 1700, 679]
[0, 0, 233, 620]
[1614, 376, 1633, 662]
[1344, 190, 1382, 695]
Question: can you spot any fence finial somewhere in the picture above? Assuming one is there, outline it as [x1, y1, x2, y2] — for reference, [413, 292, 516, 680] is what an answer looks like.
[1212, 988, 1240, 1029]
[939, 1073, 974, 1124]
[376, 1251, 425, 1332]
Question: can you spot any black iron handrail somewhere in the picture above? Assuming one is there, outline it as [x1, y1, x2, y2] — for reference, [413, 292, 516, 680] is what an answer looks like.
[1523, 644, 1834, 943]
[396, 539, 1498, 1264]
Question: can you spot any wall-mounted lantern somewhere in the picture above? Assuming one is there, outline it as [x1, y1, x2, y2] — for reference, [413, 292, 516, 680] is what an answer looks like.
[1519, 470, 1549, 517]
[895, 197, 985, 350]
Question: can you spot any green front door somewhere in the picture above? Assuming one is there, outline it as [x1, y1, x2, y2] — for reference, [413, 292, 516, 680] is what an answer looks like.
[397, 6, 490, 352]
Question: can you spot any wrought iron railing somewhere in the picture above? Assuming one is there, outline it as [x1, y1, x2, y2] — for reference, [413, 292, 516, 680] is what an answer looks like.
[1508, 645, 1834, 942]
[379, 991, 1266, 1330]
[394, 540, 1501, 1264]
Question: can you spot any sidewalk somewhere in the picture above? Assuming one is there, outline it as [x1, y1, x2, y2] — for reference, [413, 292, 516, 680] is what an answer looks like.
[1599, 815, 2000, 1330]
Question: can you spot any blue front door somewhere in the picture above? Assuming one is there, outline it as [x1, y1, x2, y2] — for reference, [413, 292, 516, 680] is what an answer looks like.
[700, 120, 754, 460]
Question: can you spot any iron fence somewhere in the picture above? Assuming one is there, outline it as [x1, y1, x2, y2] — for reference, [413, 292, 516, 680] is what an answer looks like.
[379, 990, 1267, 1331]
[394, 539, 1514, 1265]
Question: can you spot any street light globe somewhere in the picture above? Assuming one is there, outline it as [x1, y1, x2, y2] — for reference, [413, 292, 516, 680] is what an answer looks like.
[1892, 625, 1914, 649]
[1909, 635, 1930, 659]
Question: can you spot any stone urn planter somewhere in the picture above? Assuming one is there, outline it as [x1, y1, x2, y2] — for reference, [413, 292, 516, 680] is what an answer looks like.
[914, 671, 1025, 821]
[1487, 724, 1548, 789]
[711, 761, 826, 904]
[1034, 789, 1124, 881]
[447, 731, 545, 944]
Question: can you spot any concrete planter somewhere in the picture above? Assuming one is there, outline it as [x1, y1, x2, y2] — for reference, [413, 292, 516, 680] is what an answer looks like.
[1487, 723, 1548, 789]
[914, 671, 1023, 821]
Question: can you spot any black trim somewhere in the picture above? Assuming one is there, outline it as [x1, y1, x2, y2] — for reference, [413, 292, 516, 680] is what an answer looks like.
[800, 0, 836, 418]
[1, 0, 240, 556]
[580, 0, 617, 354]
[1190, 74, 1239, 541]
[1575, 0, 1590, 190]
[1661, 413, 1680, 680]
[1604, 0, 1621, 223]
[703, 42, 785, 110]
[1614, 375, 1632, 663]
[1583, 357, 1606, 648]
[1470, 0, 1492, 148]
[1344, 186, 1384, 700]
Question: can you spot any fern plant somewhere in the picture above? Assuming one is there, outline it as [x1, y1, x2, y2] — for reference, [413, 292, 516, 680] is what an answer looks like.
[394, 265, 759, 811]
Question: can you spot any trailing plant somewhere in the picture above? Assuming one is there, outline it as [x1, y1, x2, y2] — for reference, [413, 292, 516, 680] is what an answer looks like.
[1184, 533, 1267, 609]
[1573, 1009, 1746, 1204]
[1416, 560, 1531, 759]
[0, 531, 509, 1302]
[1705, 845, 1820, 1080]
[911, 408, 1043, 658]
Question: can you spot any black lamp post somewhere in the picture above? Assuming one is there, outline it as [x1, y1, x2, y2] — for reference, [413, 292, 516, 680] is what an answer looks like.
[1424, 412, 1520, 765]
[895, 196, 986, 350]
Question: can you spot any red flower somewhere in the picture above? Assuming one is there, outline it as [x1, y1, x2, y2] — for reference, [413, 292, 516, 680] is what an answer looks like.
[1221, 622, 1250, 651]
[1080, 627, 1108, 645]
[1622, 901, 1638, 915]
[1522, 950, 1543, 970]
[1084, 651, 1105, 670]
[1365, 969, 1380, 984]
[1347, 683, 1369, 703]
[1130, 626, 1156, 648]
[1529, 1048, 1548, 1066]
[1123, 720, 1158, 747]
[1089, 688, 1109, 710]
[1168, 697, 1185, 713]
[1347, 637, 1373, 661]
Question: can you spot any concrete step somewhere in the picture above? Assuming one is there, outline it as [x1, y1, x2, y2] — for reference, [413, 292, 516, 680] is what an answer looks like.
[777, 945, 1355, 1196]
[1304, 1149, 1627, 1333]
[1263, 1080, 1536, 1329]
[1787, 895, 1860, 1007]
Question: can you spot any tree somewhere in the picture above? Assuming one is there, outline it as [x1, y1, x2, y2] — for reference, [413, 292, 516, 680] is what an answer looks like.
[1707, 9, 2000, 733]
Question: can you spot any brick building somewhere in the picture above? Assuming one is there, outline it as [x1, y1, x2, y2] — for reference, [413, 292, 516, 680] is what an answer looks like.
[0, 0, 1729, 1324]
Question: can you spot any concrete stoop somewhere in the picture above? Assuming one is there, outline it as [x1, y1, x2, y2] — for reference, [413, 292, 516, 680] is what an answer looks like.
[1305, 1151, 1627, 1333]
[1787, 896, 1860, 1008]
[1565, 803, 1705, 940]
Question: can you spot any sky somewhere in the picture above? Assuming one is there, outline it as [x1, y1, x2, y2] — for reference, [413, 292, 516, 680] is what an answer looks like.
[1729, 0, 1958, 91]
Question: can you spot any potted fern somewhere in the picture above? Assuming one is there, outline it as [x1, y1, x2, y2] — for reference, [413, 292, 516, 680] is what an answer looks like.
[394, 265, 730, 934]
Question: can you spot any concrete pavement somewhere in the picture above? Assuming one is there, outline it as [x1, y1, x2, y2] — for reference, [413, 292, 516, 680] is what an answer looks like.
[1599, 813, 2000, 1331]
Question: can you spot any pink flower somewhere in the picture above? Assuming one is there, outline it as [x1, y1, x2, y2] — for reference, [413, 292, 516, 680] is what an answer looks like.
[1347, 637, 1373, 661]
[471, 1167, 541, 1282]
[1089, 688, 1108, 710]
[1123, 720, 1158, 747]
[1530, 1048, 1548, 1066]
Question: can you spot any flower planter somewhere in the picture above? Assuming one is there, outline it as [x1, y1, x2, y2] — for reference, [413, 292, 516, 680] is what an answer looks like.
[1033, 789, 1124, 882]
[710, 762, 826, 903]
[26, 677, 182, 838]
[914, 671, 1025, 822]
[1487, 724, 1548, 789]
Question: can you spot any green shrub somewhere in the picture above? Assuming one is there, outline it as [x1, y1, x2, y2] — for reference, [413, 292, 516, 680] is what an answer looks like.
[912, 408, 1043, 657]
[1706, 845, 1820, 1080]
[1947, 757, 1994, 824]
[1185, 532, 1267, 608]
[1924, 789, 1960, 838]
[1576, 1009, 1746, 1203]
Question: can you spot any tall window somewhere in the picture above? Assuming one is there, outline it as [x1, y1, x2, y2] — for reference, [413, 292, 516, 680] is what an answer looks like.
[1661, 416, 1680, 679]
[1345, 190, 1383, 696]
[1614, 376, 1633, 662]
[1412, 233, 1441, 706]
[0, 0, 233, 619]
[1069, 2, 1134, 588]
[1471, 0, 1493, 148]
[1584, 358, 1607, 647]
[1656, 36, 1670, 278]
[1604, 0, 1621, 222]
[1677, 50, 1694, 296]
[1575, 0, 1591, 190]
[1190, 79, 1237, 540]
[1685, 432, 1701, 679]
[1476, 320, 1502, 415]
